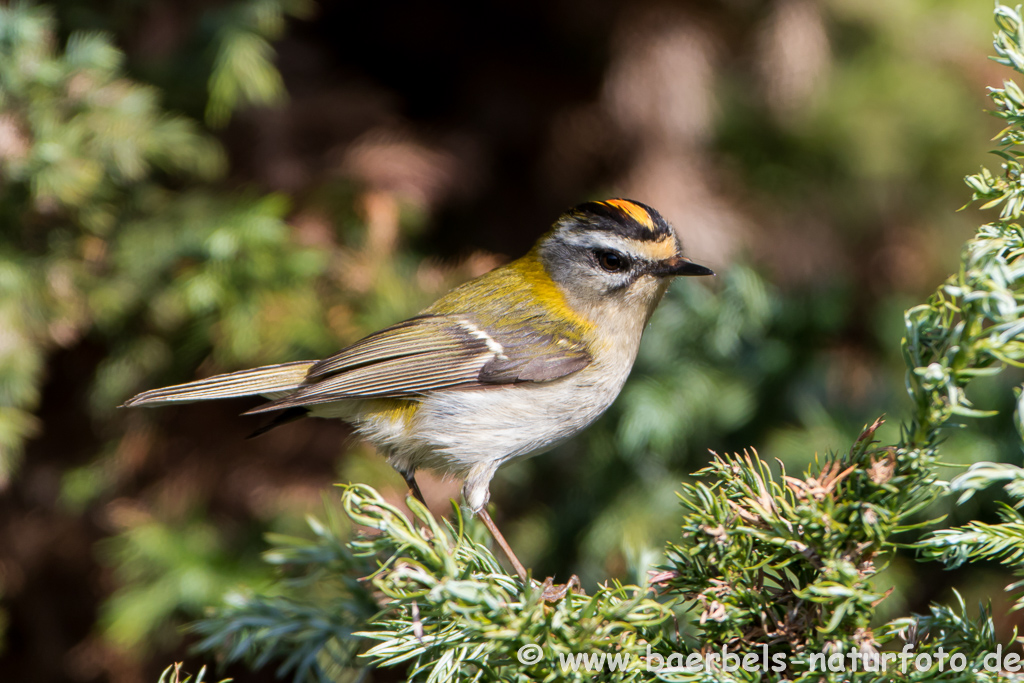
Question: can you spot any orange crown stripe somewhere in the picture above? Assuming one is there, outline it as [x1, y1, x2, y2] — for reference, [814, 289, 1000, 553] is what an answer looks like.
[600, 199, 655, 231]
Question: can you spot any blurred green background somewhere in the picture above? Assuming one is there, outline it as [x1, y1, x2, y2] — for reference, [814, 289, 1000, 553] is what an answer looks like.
[1, 0, 1020, 681]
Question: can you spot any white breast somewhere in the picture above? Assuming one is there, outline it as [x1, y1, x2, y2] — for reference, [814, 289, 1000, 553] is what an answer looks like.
[409, 358, 630, 470]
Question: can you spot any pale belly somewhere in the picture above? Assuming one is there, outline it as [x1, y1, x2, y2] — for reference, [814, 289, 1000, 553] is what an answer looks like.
[311, 362, 629, 480]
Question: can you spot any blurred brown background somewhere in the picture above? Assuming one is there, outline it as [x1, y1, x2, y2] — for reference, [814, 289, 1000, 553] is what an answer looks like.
[0, 0, 1017, 681]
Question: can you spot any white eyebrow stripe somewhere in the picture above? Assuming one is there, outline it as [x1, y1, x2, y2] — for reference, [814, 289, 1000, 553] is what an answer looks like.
[559, 231, 636, 254]
[457, 319, 508, 360]
[558, 231, 678, 263]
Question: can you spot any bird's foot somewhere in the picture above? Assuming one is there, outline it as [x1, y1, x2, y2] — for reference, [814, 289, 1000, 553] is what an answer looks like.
[540, 574, 585, 602]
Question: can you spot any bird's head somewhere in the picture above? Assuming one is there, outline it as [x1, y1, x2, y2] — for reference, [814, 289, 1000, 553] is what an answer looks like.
[534, 199, 713, 328]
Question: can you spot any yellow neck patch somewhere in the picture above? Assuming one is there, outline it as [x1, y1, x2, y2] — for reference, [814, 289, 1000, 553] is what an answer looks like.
[513, 253, 596, 334]
[599, 199, 655, 231]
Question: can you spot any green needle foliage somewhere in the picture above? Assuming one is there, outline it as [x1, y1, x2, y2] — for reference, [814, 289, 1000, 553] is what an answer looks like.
[665, 434, 900, 648]
[204, 0, 315, 127]
[156, 663, 229, 683]
[0, 2, 212, 483]
[913, 0, 1024, 616]
[197, 485, 673, 683]
[0, 1, 330, 486]
[349, 487, 668, 683]
[189, 3, 1024, 682]
[193, 504, 379, 683]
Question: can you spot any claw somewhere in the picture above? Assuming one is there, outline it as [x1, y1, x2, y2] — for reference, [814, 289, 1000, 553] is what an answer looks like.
[541, 574, 585, 602]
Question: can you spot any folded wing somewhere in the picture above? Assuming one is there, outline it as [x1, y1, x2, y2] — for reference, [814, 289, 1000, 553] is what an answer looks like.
[244, 315, 592, 413]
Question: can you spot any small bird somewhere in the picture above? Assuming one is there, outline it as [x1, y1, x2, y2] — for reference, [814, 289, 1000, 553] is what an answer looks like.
[122, 199, 713, 580]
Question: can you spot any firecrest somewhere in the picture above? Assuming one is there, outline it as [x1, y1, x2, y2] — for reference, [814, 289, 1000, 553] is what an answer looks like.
[122, 199, 714, 580]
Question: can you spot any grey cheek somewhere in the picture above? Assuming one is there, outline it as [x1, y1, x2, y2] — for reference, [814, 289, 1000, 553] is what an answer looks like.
[603, 269, 640, 294]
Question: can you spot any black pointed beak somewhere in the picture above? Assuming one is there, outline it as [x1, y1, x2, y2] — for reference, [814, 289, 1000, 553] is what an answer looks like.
[654, 256, 715, 277]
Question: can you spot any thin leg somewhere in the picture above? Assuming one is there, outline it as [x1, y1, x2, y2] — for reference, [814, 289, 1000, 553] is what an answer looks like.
[402, 471, 428, 507]
[479, 508, 528, 583]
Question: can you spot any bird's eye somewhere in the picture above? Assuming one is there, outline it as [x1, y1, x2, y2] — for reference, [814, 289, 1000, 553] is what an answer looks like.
[596, 250, 628, 272]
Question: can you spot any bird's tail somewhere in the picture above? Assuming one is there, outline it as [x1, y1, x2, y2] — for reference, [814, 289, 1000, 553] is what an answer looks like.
[120, 360, 316, 408]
